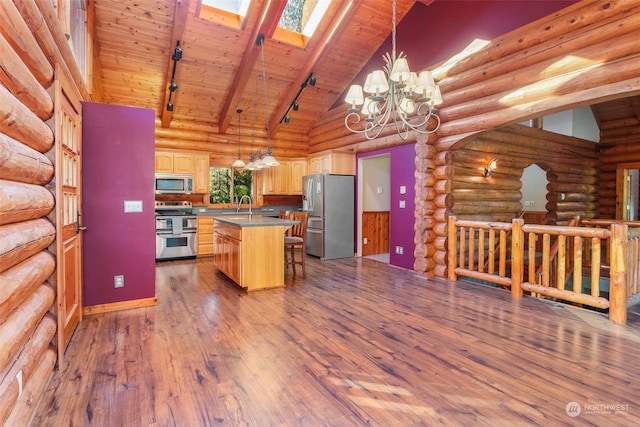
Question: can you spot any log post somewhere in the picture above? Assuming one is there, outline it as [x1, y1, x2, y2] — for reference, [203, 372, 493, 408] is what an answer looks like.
[447, 215, 457, 280]
[511, 218, 524, 298]
[609, 223, 628, 324]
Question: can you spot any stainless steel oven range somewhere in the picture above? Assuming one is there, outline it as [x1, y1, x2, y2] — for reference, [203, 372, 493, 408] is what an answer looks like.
[155, 200, 197, 260]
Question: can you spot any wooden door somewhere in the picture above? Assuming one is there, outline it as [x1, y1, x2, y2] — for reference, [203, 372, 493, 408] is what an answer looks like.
[55, 70, 83, 364]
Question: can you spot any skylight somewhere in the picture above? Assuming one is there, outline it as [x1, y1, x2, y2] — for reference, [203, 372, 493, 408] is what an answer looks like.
[201, 0, 250, 17]
[278, 0, 330, 37]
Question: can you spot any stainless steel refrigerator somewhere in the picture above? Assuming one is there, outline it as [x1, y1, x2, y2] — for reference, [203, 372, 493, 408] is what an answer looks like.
[303, 174, 355, 260]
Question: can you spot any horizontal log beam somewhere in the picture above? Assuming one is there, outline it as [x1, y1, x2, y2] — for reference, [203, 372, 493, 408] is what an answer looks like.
[0, 34, 53, 120]
[0, 284, 55, 374]
[0, 180, 55, 226]
[0, 133, 54, 185]
[0, 220, 55, 273]
[0, 251, 54, 322]
[0, 1, 53, 86]
[0, 85, 54, 153]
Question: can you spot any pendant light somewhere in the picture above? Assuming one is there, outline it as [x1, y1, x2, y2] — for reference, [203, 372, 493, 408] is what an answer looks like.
[231, 109, 246, 168]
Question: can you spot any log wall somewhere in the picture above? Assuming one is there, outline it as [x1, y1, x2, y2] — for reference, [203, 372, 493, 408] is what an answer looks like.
[0, 0, 88, 423]
[309, 0, 640, 278]
[598, 105, 640, 217]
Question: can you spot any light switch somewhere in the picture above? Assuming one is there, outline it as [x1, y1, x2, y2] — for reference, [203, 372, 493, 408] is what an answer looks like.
[400, 186, 406, 194]
[377, 186, 383, 194]
[399, 200, 405, 208]
[124, 200, 143, 213]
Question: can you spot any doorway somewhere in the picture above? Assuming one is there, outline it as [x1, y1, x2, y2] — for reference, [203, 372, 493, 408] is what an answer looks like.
[617, 163, 640, 220]
[358, 155, 390, 262]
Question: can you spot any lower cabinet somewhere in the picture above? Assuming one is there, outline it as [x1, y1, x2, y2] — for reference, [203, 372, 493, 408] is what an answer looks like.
[197, 216, 214, 256]
[213, 222, 242, 284]
[213, 220, 287, 291]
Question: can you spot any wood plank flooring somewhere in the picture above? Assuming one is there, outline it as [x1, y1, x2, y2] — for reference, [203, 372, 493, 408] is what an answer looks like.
[32, 256, 640, 426]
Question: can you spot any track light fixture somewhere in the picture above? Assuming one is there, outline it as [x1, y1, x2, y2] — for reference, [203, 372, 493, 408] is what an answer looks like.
[279, 72, 316, 124]
[166, 40, 182, 112]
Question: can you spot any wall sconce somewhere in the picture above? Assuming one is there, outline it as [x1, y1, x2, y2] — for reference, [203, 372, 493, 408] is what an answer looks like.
[484, 158, 497, 178]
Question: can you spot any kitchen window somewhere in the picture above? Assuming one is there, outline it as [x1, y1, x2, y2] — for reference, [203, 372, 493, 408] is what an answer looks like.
[209, 167, 253, 205]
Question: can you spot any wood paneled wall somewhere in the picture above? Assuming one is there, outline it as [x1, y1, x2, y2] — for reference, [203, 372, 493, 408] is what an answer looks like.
[0, 0, 88, 424]
[362, 211, 390, 256]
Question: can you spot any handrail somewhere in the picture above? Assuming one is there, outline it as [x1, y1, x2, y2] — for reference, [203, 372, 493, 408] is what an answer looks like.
[533, 216, 580, 287]
[448, 215, 633, 323]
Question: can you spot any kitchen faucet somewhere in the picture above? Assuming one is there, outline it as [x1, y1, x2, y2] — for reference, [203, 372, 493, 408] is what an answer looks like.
[236, 195, 252, 215]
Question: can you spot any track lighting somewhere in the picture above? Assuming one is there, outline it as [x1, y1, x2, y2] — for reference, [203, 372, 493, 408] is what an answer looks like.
[166, 40, 182, 112]
[279, 72, 316, 124]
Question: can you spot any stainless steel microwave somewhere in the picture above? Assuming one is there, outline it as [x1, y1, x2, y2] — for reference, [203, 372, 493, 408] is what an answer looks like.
[155, 173, 193, 194]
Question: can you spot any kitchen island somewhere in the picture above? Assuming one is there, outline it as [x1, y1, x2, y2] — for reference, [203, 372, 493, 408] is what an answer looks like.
[213, 215, 297, 291]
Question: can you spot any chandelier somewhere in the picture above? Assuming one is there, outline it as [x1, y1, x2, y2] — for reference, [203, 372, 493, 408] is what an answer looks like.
[344, 0, 442, 140]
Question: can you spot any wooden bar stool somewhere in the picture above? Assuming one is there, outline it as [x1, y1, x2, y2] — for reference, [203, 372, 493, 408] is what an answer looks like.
[284, 211, 308, 277]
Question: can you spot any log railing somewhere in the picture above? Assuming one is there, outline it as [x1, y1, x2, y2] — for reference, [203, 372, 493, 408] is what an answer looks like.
[448, 216, 634, 323]
[447, 217, 513, 288]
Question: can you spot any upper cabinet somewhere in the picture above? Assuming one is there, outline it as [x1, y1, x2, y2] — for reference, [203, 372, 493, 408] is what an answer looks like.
[308, 151, 355, 175]
[155, 150, 209, 193]
[262, 158, 308, 195]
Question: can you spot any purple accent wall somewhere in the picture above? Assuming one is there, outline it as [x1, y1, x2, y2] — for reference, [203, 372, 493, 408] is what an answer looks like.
[335, 1, 576, 107]
[81, 102, 156, 306]
[357, 144, 416, 270]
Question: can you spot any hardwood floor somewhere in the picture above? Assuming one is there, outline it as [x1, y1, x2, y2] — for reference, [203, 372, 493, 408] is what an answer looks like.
[32, 256, 640, 426]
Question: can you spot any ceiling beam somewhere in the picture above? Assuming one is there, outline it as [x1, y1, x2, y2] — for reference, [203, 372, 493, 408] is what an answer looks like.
[217, 0, 287, 134]
[267, 0, 361, 138]
[161, 0, 190, 128]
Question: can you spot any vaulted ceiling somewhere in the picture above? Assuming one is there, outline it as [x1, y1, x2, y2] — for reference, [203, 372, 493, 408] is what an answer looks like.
[91, 0, 637, 161]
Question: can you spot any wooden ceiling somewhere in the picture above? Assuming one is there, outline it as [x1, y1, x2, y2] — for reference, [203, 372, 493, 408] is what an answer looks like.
[92, 0, 418, 158]
[91, 0, 638, 160]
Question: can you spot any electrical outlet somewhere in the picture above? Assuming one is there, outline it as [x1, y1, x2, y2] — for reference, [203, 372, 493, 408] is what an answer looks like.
[395, 246, 403, 255]
[363, 237, 368, 244]
[524, 200, 535, 207]
[399, 200, 405, 208]
[114, 275, 124, 288]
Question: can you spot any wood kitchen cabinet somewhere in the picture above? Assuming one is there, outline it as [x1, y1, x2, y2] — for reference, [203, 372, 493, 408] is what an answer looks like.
[155, 150, 209, 193]
[308, 151, 355, 175]
[213, 222, 242, 284]
[261, 158, 307, 195]
[193, 153, 210, 193]
[213, 217, 292, 291]
[197, 216, 214, 256]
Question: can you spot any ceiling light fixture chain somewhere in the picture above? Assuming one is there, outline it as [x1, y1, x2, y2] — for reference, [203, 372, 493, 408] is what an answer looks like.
[242, 34, 279, 170]
[256, 33, 279, 167]
[343, 0, 442, 140]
